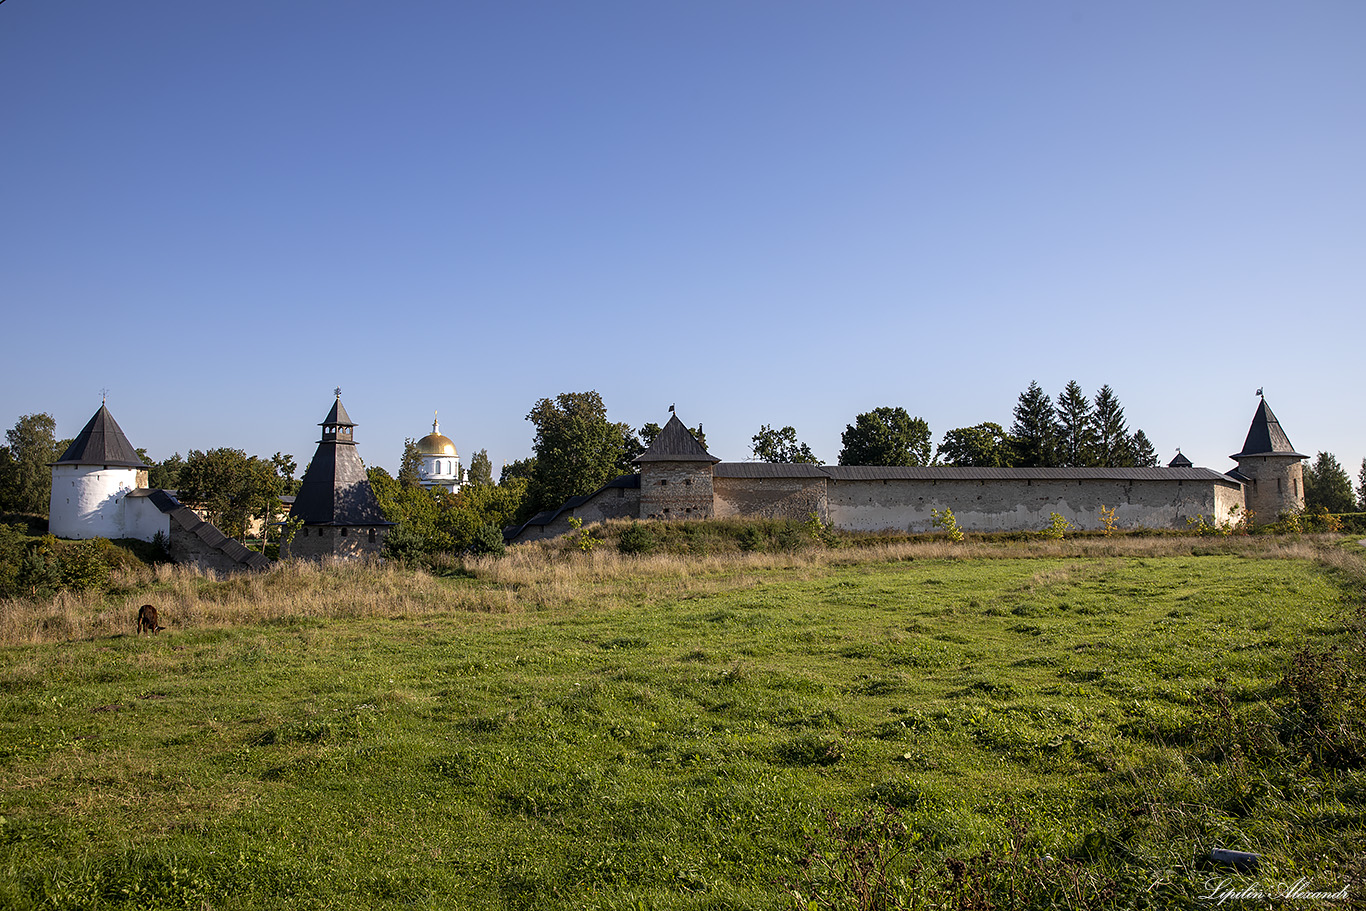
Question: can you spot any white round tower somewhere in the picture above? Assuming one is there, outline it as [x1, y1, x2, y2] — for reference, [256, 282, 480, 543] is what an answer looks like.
[48, 404, 149, 539]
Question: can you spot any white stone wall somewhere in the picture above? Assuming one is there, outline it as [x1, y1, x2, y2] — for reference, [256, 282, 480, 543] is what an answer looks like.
[48, 465, 141, 539]
[123, 496, 172, 542]
[826, 477, 1239, 533]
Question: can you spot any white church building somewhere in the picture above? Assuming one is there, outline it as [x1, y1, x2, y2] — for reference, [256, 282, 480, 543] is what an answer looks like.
[414, 413, 465, 493]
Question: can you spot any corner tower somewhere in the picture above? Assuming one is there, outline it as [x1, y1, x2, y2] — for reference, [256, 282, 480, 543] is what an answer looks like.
[285, 393, 393, 559]
[1230, 395, 1306, 521]
[48, 404, 149, 540]
[633, 414, 720, 520]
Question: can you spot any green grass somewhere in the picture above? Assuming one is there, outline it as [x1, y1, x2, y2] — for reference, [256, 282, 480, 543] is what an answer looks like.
[1, 551, 1363, 909]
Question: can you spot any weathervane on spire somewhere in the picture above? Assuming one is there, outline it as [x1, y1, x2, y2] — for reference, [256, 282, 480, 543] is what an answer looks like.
[100, 387, 109, 405]
[1256, 387, 1264, 397]
[334, 386, 342, 398]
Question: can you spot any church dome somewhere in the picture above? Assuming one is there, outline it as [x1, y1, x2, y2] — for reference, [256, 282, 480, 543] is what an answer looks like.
[415, 415, 457, 457]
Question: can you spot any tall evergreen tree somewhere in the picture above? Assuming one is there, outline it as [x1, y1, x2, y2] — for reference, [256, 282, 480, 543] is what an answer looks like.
[398, 439, 423, 488]
[1055, 381, 1096, 467]
[1304, 451, 1355, 513]
[1010, 382, 1057, 467]
[1090, 385, 1131, 467]
[1129, 429, 1159, 468]
[1358, 457, 1366, 512]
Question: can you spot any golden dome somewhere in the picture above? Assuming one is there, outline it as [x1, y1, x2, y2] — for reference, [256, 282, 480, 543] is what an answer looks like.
[415, 414, 457, 457]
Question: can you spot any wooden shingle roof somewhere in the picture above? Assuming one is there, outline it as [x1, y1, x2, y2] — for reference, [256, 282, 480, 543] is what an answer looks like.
[53, 405, 147, 468]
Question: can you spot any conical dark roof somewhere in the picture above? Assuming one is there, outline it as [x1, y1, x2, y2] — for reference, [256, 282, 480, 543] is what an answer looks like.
[321, 397, 354, 428]
[1231, 398, 1306, 459]
[1167, 450, 1193, 468]
[290, 398, 392, 526]
[53, 405, 147, 468]
[633, 414, 720, 463]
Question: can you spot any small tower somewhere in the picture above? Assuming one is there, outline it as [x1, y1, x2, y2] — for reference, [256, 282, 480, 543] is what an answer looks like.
[48, 404, 149, 539]
[285, 393, 393, 559]
[415, 413, 463, 493]
[1230, 395, 1306, 521]
[633, 414, 720, 520]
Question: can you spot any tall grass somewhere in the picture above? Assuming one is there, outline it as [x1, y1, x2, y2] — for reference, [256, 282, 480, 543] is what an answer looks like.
[1, 525, 1360, 647]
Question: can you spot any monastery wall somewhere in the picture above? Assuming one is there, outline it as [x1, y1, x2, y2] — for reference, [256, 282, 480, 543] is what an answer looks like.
[712, 476, 828, 522]
[640, 463, 714, 519]
[286, 525, 386, 560]
[826, 477, 1240, 533]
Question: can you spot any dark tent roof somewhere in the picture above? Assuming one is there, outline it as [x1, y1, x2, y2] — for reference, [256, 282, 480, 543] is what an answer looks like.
[1167, 450, 1193, 468]
[1231, 398, 1306, 459]
[321, 396, 355, 428]
[290, 398, 393, 526]
[53, 405, 147, 468]
[633, 414, 720, 464]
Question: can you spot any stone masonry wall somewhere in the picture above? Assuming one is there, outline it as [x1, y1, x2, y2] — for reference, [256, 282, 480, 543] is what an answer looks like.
[1236, 455, 1305, 522]
[713, 476, 828, 522]
[285, 525, 387, 560]
[826, 477, 1239, 533]
[510, 488, 642, 544]
[640, 462, 714, 519]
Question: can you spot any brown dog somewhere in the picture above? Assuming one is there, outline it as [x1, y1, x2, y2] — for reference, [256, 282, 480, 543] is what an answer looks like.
[136, 604, 164, 634]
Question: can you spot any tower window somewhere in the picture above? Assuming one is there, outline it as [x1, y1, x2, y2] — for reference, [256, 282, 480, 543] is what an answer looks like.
[341, 527, 348, 537]
[368, 528, 377, 543]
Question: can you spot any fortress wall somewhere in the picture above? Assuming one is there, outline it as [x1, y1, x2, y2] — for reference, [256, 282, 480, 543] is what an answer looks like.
[713, 476, 828, 522]
[640, 463, 714, 519]
[1237, 455, 1305, 520]
[286, 526, 386, 559]
[510, 487, 641, 543]
[826, 477, 1237, 533]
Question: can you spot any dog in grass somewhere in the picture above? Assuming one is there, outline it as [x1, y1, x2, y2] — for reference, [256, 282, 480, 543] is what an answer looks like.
[136, 604, 164, 634]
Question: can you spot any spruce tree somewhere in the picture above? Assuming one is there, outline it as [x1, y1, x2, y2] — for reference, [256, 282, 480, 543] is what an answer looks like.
[1055, 381, 1097, 468]
[1090, 385, 1131, 467]
[1129, 429, 1159, 468]
[1010, 382, 1057, 467]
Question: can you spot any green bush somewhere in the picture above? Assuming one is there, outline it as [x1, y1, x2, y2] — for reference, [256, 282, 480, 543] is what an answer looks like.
[468, 523, 506, 558]
[616, 523, 655, 555]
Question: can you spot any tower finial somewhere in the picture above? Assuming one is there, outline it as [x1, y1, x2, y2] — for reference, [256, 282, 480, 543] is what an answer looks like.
[100, 386, 109, 405]
[433, 410, 439, 434]
[335, 386, 342, 399]
[1256, 387, 1263, 397]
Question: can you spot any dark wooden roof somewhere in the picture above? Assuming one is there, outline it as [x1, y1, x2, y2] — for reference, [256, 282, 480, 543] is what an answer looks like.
[633, 414, 720, 464]
[821, 465, 1240, 484]
[290, 399, 392, 526]
[321, 396, 355, 428]
[1166, 451, 1193, 468]
[1231, 398, 1305, 459]
[53, 405, 147, 468]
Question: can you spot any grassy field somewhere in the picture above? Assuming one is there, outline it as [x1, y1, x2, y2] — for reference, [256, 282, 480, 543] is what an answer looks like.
[0, 531, 1363, 909]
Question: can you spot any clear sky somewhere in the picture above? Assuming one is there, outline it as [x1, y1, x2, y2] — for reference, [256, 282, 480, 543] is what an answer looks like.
[3, 2, 1363, 479]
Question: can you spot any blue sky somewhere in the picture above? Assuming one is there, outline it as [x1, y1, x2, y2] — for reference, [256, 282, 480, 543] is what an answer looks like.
[3, 2, 1363, 479]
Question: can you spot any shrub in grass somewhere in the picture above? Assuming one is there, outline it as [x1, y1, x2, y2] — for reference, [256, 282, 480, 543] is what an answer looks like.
[617, 522, 655, 555]
[468, 523, 506, 557]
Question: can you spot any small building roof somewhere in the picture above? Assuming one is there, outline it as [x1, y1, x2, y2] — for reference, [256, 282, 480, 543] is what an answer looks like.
[1231, 397, 1306, 459]
[633, 414, 720, 464]
[53, 405, 147, 468]
[321, 396, 355, 428]
[1167, 450, 1193, 468]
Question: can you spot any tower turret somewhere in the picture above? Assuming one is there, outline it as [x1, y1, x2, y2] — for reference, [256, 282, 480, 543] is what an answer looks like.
[633, 414, 720, 520]
[1230, 395, 1306, 521]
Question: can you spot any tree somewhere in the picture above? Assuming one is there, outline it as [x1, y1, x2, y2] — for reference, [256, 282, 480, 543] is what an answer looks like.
[1055, 381, 1096, 468]
[1089, 385, 1131, 467]
[398, 439, 423, 489]
[271, 452, 299, 496]
[0, 413, 62, 515]
[1129, 429, 1159, 468]
[468, 449, 494, 487]
[751, 425, 820, 464]
[523, 391, 634, 519]
[1359, 458, 1366, 512]
[1304, 452, 1355, 513]
[837, 407, 932, 467]
[1010, 382, 1058, 467]
[936, 422, 1012, 467]
[500, 457, 536, 485]
[177, 448, 287, 541]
